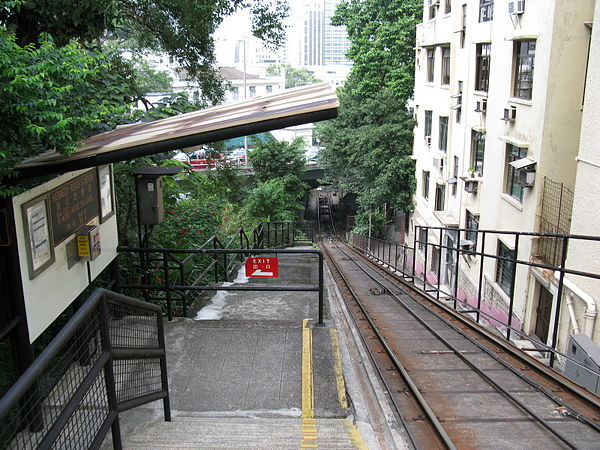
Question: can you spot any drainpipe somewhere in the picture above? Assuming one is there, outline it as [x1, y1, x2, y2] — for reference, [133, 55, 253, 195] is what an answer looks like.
[555, 271, 597, 338]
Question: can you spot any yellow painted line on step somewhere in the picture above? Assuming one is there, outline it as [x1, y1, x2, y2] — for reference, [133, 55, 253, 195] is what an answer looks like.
[301, 319, 317, 448]
[301, 319, 314, 418]
[329, 329, 348, 409]
[342, 419, 369, 450]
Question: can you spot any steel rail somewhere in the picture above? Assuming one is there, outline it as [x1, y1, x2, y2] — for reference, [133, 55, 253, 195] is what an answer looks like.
[322, 241, 456, 450]
[347, 234, 600, 410]
[336, 242, 582, 449]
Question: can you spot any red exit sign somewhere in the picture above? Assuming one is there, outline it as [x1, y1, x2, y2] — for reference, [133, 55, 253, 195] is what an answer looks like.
[245, 257, 279, 277]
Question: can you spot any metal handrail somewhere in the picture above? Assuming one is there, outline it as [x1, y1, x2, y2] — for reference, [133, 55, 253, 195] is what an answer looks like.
[0, 288, 168, 450]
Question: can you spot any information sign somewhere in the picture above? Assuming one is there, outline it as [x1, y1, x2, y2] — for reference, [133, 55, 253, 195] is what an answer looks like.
[245, 257, 279, 277]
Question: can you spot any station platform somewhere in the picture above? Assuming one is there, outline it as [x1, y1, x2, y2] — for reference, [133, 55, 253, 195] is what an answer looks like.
[107, 248, 406, 449]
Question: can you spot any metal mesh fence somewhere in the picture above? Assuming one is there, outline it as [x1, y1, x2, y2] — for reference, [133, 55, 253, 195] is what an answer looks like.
[537, 177, 574, 266]
[1, 289, 168, 450]
[1, 305, 105, 450]
[113, 359, 163, 404]
[107, 302, 159, 350]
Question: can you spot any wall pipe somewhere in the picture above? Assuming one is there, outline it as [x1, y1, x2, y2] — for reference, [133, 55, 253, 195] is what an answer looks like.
[555, 270, 597, 338]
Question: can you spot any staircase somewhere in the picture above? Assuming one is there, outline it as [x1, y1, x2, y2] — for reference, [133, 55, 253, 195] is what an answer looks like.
[122, 416, 367, 449]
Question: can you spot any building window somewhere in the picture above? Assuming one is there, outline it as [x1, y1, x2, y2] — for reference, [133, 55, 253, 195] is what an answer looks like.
[249, 85, 257, 97]
[418, 227, 428, 252]
[439, 116, 448, 152]
[506, 144, 527, 202]
[465, 210, 479, 246]
[429, 3, 436, 20]
[231, 87, 239, 100]
[455, 81, 463, 123]
[266, 85, 273, 93]
[435, 184, 446, 211]
[424, 110, 433, 138]
[451, 156, 459, 196]
[426, 48, 435, 82]
[470, 130, 486, 176]
[479, 0, 493, 22]
[496, 241, 516, 295]
[460, 5, 467, 48]
[423, 171, 430, 199]
[514, 40, 536, 100]
[445, 0, 451, 14]
[475, 43, 491, 92]
[441, 46, 451, 85]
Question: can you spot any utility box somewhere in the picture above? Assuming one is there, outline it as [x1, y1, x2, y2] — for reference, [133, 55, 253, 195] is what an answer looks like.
[136, 176, 164, 225]
[565, 334, 600, 395]
[134, 166, 182, 226]
[76, 225, 101, 261]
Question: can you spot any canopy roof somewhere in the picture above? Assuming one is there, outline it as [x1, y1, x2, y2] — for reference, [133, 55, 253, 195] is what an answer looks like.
[18, 82, 338, 179]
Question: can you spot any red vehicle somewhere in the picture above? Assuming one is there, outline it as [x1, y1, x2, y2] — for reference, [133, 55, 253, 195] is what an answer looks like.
[185, 149, 225, 170]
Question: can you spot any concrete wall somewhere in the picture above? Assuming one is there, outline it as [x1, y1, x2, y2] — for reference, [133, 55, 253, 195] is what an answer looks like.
[13, 169, 118, 342]
[561, 0, 600, 350]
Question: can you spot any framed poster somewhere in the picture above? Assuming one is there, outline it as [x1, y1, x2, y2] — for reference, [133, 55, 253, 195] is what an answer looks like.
[97, 165, 115, 223]
[22, 195, 55, 279]
[49, 170, 99, 245]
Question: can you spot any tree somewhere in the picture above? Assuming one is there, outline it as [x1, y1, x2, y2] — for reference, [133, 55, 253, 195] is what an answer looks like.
[248, 138, 305, 182]
[132, 59, 172, 94]
[1, 0, 289, 104]
[244, 174, 305, 221]
[332, 0, 421, 101]
[317, 0, 421, 215]
[318, 89, 415, 211]
[266, 63, 321, 89]
[0, 31, 135, 194]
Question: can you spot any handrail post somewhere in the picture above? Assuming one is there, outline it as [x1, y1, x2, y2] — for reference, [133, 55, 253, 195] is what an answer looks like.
[550, 236, 570, 368]
[476, 231, 486, 324]
[99, 295, 123, 450]
[318, 251, 324, 326]
[412, 226, 418, 282]
[156, 308, 171, 422]
[163, 251, 174, 320]
[506, 234, 520, 341]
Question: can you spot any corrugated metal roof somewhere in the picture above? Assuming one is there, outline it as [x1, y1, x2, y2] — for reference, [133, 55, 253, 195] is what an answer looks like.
[18, 82, 338, 179]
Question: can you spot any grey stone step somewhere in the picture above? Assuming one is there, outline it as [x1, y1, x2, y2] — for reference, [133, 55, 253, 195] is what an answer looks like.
[122, 418, 360, 449]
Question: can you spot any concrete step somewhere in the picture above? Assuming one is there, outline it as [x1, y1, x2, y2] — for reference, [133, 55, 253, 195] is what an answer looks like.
[122, 417, 363, 449]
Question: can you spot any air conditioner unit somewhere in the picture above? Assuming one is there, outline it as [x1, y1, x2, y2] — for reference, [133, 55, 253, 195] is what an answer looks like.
[518, 168, 536, 187]
[475, 99, 487, 113]
[502, 106, 517, 122]
[425, 136, 432, 146]
[464, 179, 479, 194]
[428, 0, 440, 6]
[509, 0, 525, 15]
[459, 239, 475, 252]
[433, 157, 444, 172]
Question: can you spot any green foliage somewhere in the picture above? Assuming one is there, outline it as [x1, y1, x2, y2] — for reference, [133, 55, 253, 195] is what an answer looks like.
[132, 58, 172, 94]
[244, 174, 306, 222]
[318, 89, 416, 211]
[1, 0, 289, 104]
[150, 197, 223, 249]
[248, 138, 305, 182]
[266, 63, 321, 88]
[332, 0, 422, 101]
[0, 31, 135, 193]
[352, 207, 387, 237]
[317, 0, 421, 213]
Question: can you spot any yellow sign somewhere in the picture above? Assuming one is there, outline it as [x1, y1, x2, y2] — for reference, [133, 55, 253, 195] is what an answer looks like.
[77, 235, 91, 258]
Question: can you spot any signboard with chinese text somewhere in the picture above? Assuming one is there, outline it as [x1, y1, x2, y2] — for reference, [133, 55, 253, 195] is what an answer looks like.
[245, 257, 279, 277]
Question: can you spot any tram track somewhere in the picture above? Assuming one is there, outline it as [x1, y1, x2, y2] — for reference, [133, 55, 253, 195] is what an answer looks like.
[321, 238, 600, 449]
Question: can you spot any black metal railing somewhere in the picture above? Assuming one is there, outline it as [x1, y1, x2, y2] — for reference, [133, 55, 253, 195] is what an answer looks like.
[119, 247, 325, 326]
[118, 222, 315, 320]
[348, 227, 600, 372]
[0, 288, 170, 450]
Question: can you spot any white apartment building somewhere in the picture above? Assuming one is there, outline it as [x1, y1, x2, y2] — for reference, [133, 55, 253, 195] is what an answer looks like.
[410, 0, 595, 353]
